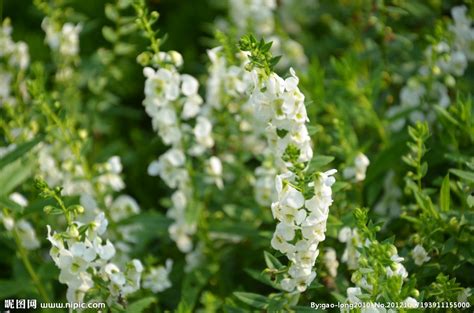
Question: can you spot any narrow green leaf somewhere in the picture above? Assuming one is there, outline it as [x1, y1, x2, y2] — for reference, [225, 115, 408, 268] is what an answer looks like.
[0, 135, 43, 170]
[308, 155, 335, 171]
[233, 292, 269, 309]
[102, 26, 118, 42]
[263, 251, 283, 269]
[0, 158, 36, 196]
[450, 169, 474, 183]
[105, 4, 119, 21]
[0, 196, 24, 213]
[126, 297, 156, 313]
[434, 106, 461, 127]
[244, 268, 280, 290]
[440, 174, 450, 212]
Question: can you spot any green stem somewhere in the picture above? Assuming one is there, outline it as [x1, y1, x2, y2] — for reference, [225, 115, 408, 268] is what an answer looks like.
[53, 193, 72, 225]
[13, 230, 51, 303]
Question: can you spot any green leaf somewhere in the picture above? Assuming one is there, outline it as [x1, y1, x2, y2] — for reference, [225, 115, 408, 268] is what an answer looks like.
[330, 291, 347, 303]
[126, 297, 156, 313]
[450, 169, 474, 183]
[102, 26, 118, 42]
[0, 196, 24, 213]
[434, 106, 461, 127]
[308, 155, 335, 171]
[467, 195, 474, 208]
[0, 157, 36, 196]
[0, 135, 43, 170]
[264, 251, 283, 269]
[105, 4, 119, 21]
[440, 174, 450, 212]
[233, 292, 269, 309]
[177, 264, 216, 312]
[244, 268, 280, 290]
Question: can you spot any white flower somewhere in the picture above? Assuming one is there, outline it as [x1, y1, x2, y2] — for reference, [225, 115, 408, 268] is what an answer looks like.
[143, 259, 173, 293]
[143, 67, 180, 104]
[447, 51, 468, 76]
[181, 74, 199, 96]
[347, 287, 363, 303]
[9, 41, 29, 69]
[94, 239, 116, 260]
[402, 297, 419, 308]
[110, 195, 140, 222]
[400, 79, 425, 107]
[193, 116, 214, 152]
[169, 222, 193, 253]
[1, 213, 14, 231]
[280, 278, 296, 292]
[182, 94, 203, 120]
[457, 288, 471, 303]
[206, 156, 224, 189]
[90, 212, 108, 237]
[169, 50, 183, 67]
[344, 153, 370, 182]
[323, 248, 339, 277]
[9, 192, 28, 207]
[148, 148, 187, 188]
[270, 223, 295, 254]
[16, 219, 40, 250]
[386, 262, 408, 279]
[107, 156, 123, 174]
[41, 18, 60, 50]
[121, 259, 144, 295]
[254, 166, 277, 206]
[60, 23, 81, 56]
[0, 72, 12, 99]
[338, 227, 353, 243]
[411, 244, 430, 266]
[80, 194, 97, 212]
[340, 228, 361, 270]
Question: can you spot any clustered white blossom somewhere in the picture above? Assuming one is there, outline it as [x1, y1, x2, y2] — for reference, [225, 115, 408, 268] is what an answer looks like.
[338, 226, 361, 270]
[142, 259, 173, 293]
[388, 5, 474, 131]
[323, 248, 339, 278]
[245, 66, 336, 292]
[39, 145, 125, 208]
[206, 47, 276, 205]
[0, 19, 29, 106]
[142, 51, 223, 256]
[46, 212, 143, 304]
[343, 152, 370, 182]
[42, 18, 82, 57]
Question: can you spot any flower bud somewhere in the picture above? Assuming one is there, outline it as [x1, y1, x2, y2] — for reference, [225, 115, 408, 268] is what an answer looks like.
[150, 11, 159, 21]
[137, 51, 152, 66]
[43, 205, 54, 214]
[79, 129, 88, 140]
[168, 50, 183, 67]
[68, 224, 79, 238]
[445, 75, 456, 87]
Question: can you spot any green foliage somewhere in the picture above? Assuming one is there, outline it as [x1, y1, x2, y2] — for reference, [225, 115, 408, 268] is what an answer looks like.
[1, 0, 474, 311]
[238, 34, 281, 76]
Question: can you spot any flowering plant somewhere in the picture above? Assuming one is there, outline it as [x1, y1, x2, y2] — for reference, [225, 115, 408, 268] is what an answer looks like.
[0, 0, 473, 312]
